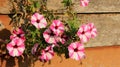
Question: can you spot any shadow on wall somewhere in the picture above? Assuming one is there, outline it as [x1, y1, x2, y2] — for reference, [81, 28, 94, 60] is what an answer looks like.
[0, 54, 37, 67]
[0, 29, 37, 67]
[0, 29, 11, 54]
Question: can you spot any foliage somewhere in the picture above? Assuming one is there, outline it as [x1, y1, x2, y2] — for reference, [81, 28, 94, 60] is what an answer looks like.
[2, 0, 97, 65]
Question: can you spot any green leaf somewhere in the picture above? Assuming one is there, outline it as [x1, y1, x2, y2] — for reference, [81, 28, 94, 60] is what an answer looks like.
[68, 19, 79, 32]
[30, 4, 35, 12]
[34, 1, 40, 8]
[62, 0, 72, 6]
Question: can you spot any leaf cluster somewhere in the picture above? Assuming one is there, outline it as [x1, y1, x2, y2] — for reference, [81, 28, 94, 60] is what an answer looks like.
[7, 0, 82, 61]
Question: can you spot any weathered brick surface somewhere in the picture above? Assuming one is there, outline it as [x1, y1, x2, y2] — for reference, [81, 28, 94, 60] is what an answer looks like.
[0, 15, 12, 31]
[0, 0, 120, 67]
[58, 14, 120, 47]
[0, 15, 12, 54]
[0, 0, 120, 47]
[0, 0, 13, 14]
[47, 0, 120, 13]
[0, 14, 120, 47]
[78, 14, 120, 47]
[1, 46, 120, 67]
[0, 0, 120, 14]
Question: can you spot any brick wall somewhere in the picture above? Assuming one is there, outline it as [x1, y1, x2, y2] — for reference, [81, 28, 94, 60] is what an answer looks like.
[0, 0, 120, 67]
[0, 0, 120, 47]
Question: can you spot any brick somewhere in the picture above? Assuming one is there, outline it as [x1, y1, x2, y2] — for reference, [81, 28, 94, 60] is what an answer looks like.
[57, 14, 120, 47]
[0, 0, 13, 14]
[0, 14, 120, 47]
[78, 14, 120, 47]
[0, 15, 12, 54]
[0, 0, 120, 14]
[47, 0, 120, 13]
[1, 46, 120, 67]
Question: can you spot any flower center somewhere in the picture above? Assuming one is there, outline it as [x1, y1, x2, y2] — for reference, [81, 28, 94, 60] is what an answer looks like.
[50, 32, 55, 36]
[55, 26, 58, 29]
[81, 31, 85, 34]
[17, 34, 21, 38]
[49, 30, 55, 36]
[13, 45, 18, 48]
[36, 20, 40, 23]
[45, 50, 49, 52]
[74, 48, 78, 52]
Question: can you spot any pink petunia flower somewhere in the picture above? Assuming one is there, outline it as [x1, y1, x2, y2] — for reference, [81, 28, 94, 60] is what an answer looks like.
[43, 28, 57, 44]
[68, 42, 85, 61]
[77, 24, 91, 43]
[39, 46, 54, 62]
[56, 34, 67, 44]
[31, 13, 47, 29]
[31, 43, 39, 55]
[6, 38, 25, 57]
[10, 27, 25, 41]
[87, 23, 97, 38]
[80, 0, 90, 7]
[50, 20, 64, 36]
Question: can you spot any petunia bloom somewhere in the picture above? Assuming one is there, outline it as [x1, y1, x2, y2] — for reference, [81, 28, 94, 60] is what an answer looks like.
[10, 27, 25, 41]
[80, 0, 90, 7]
[31, 13, 47, 29]
[68, 42, 85, 60]
[50, 20, 64, 36]
[56, 34, 67, 44]
[39, 46, 54, 62]
[77, 24, 91, 43]
[43, 28, 57, 44]
[87, 23, 97, 38]
[6, 38, 25, 57]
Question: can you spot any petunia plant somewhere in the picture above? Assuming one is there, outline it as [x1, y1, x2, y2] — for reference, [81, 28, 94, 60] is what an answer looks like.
[4, 0, 97, 63]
